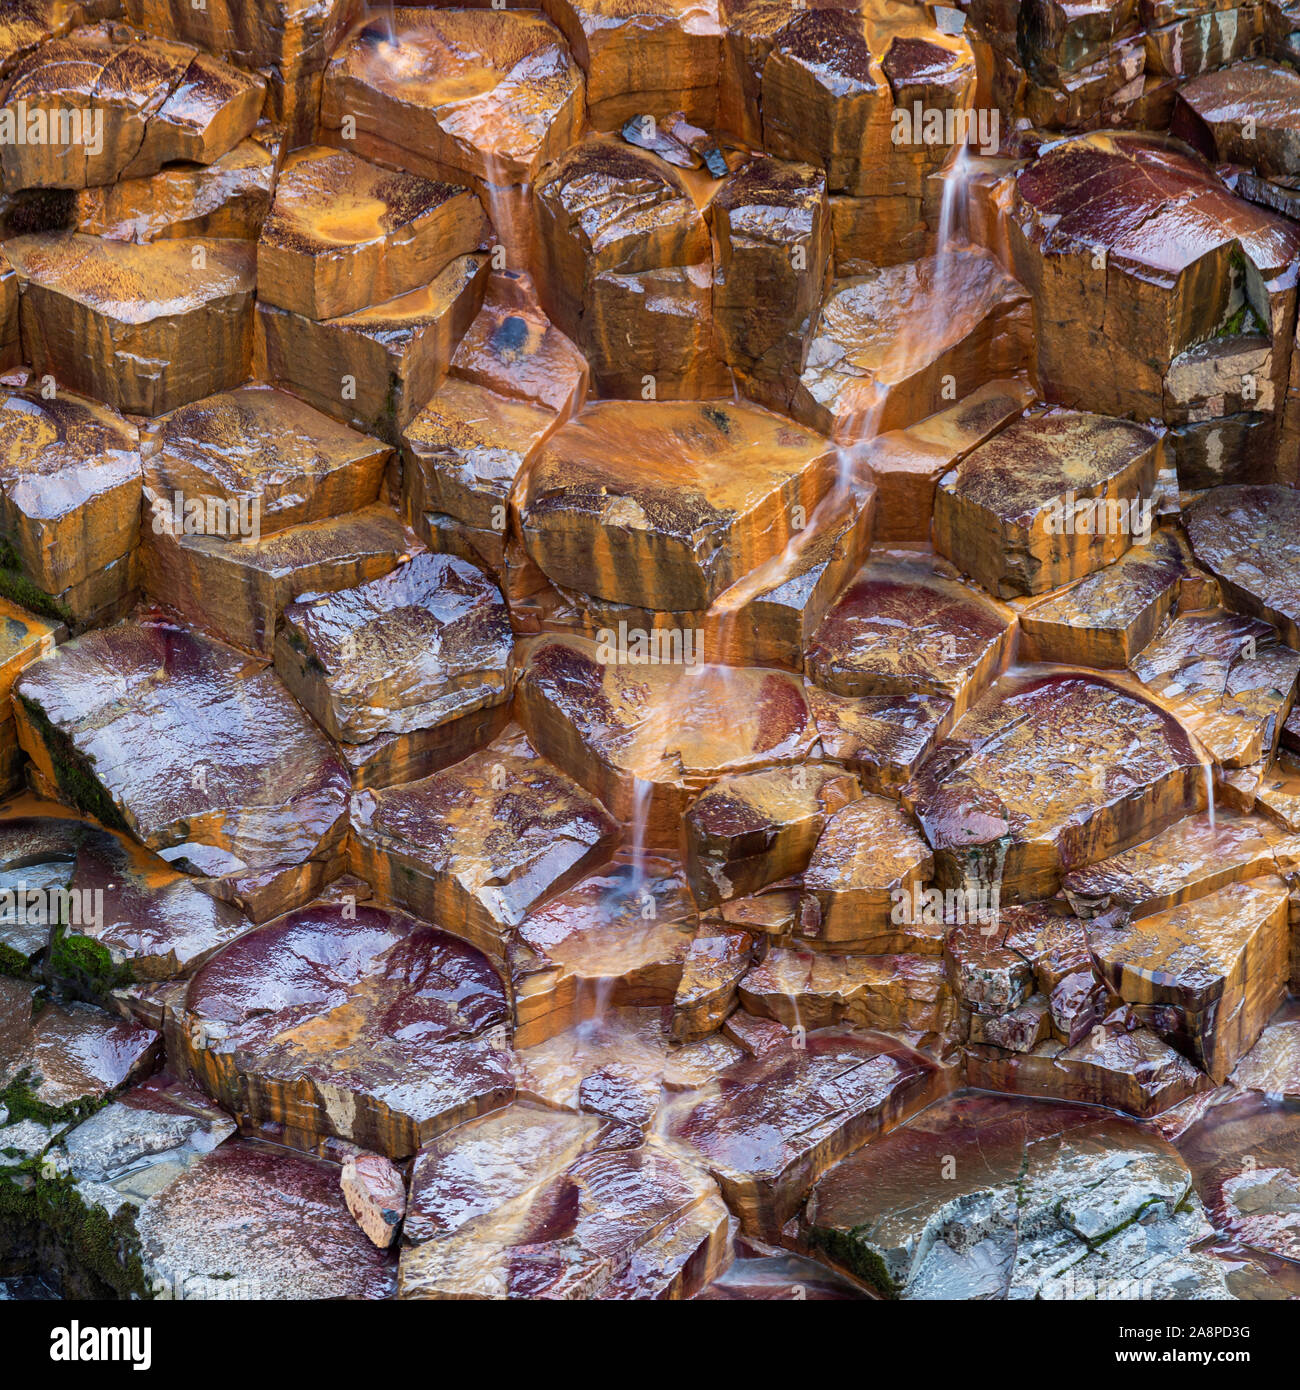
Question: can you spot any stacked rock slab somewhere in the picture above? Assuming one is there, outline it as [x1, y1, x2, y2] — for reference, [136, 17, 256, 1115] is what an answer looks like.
[255, 143, 491, 444]
[139, 384, 412, 659]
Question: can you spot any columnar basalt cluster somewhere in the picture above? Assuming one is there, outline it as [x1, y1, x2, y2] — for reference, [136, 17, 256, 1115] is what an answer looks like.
[0, 0, 1299, 1304]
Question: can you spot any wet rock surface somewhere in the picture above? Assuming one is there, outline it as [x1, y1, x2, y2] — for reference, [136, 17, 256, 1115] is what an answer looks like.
[178, 902, 513, 1157]
[1, 0, 1299, 1310]
[904, 671, 1205, 901]
[12, 615, 349, 920]
[802, 1093, 1228, 1300]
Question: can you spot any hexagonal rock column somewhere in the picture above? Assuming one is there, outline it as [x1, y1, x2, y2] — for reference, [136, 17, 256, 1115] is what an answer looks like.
[177, 902, 515, 1158]
[13, 615, 350, 923]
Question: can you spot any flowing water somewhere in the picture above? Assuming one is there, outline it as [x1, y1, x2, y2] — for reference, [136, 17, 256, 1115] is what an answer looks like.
[555, 135, 994, 1055]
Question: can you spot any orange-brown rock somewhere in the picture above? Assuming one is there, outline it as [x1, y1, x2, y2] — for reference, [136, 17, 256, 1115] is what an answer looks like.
[662, 1028, 944, 1238]
[0, 384, 139, 612]
[1184, 486, 1300, 648]
[1253, 752, 1300, 833]
[402, 375, 558, 570]
[966, 1020, 1212, 1117]
[709, 156, 830, 410]
[70, 136, 275, 243]
[519, 399, 836, 610]
[0, 2, 112, 80]
[1092, 878, 1290, 1082]
[256, 251, 489, 444]
[933, 410, 1163, 599]
[120, 0, 353, 79]
[400, 1111, 732, 1299]
[1173, 59, 1300, 178]
[739, 948, 956, 1043]
[514, 1003, 741, 1116]
[274, 552, 513, 749]
[759, 9, 891, 197]
[349, 725, 619, 971]
[512, 856, 697, 1047]
[1010, 132, 1300, 425]
[904, 671, 1205, 902]
[0, 809, 256, 991]
[1129, 609, 1300, 768]
[806, 550, 1016, 725]
[0, 249, 17, 370]
[0, 974, 160, 1118]
[179, 902, 514, 1157]
[0, 30, 263, 189]
[6, 232, 254, 416]
[142, 503, 415, 660]
[719, 884, 800, 938]
[684, 764, 859, 908]
[798, 794, 936, 950]
[340, 1150, 406, 1249]
[864, 379, 1033, 544]
[320, 9, 584, 272]
[528, 475, 875, 669]
[829, 191, 928, 275]
[141, 384, 389, 541]
[533, 138, 727, 399]
[257, 146, 489, 321]
[449, 268, 588, 419]
[337, 701, 514, 795]
[807, 686, 954, 795]
[1146, 4, 1265, 77]
[1063, 809, 1281, 919]
[968, 994, 1054, 1052]
[541, 0, 721, 128]
[0, 600, 58, 791]
[12, 615, 349, 922]
[516, 635, 818, 850]
[945, 919, 1037, 1016]
[671, 926, 755, 1042]
[128, 48, 267, 174]
[792, 250, 1033, 440]
[1018, 529, 1206, 667]
[698, 482, 875, 668]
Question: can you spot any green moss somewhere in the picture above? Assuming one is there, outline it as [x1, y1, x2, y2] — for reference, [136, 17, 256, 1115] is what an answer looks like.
[0, 941, 32, 978]
[0, 1170, 152, 1299]
[805, 1225, 900, 1299]
[15, 694, 128, 832]
[48, 926, 133, 1001]
[0, 535, 71, 626]
[0, 1068, 109, 1128]
[1219, 300, 1267, 337]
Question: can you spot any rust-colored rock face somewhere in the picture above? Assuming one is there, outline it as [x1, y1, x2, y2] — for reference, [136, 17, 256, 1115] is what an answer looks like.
[6, 232, 255, 415]
[258, 146, 488, 322]
[904, 671, 1205, 902]
[1008, 131, 1300, 456]
[179, 902, 513, 1157]
[13, 616, 349, 919]
[2, 0, 1299, 1313]
[520, 399, 837, 610]
[0, 28, 263, 189]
